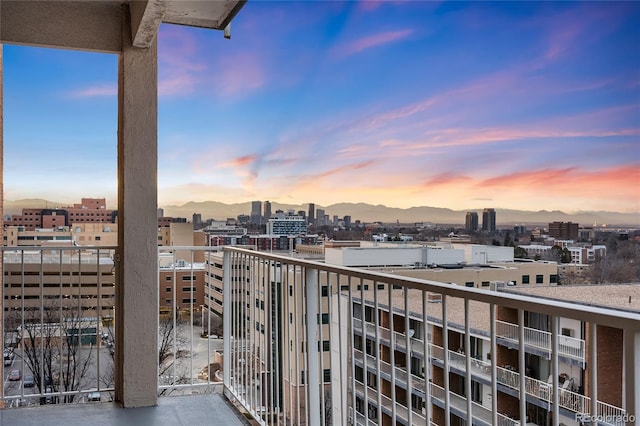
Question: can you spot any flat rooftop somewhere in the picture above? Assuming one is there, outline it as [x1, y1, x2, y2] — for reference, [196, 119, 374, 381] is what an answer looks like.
[502, 283, 640, 313]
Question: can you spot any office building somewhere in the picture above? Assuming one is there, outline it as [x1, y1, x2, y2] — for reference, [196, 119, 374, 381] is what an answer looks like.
[264, 201, 272, 221]
[465, 212, 478, 232]
[482, 208, 496, 232]
[308, 203, 315, 225]
[266, 212, 308, 236]
[251, 201, 263, 225]
[549, 221, 579, 241]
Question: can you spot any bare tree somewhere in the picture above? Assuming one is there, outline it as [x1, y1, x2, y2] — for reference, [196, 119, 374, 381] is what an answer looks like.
[9, 301, 96, 403]
[158, 313, 191, 394]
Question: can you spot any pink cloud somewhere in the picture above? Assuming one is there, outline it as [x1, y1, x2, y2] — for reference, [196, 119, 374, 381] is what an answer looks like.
[478, 165, 640, 197]
[333, 29, 414, 57]
[218, 155, 259, 168]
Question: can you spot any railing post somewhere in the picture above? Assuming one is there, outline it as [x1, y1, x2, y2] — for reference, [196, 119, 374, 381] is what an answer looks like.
[624, 328, 639, 426]
[305, 267, 321, 426]
[518, 309, 526, 423]
[223, 250, 232, 394]
[590, 323, 598, 420]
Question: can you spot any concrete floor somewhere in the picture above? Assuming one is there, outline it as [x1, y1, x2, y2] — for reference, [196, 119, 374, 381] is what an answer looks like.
[0, 393, 250, 426]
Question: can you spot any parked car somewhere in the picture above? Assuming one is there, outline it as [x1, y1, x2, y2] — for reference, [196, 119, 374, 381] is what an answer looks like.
[23, 375, 35, 387]
[87, 391, 101, 402]
[3, 349, 14, 366]
[8, 369, 21, 381]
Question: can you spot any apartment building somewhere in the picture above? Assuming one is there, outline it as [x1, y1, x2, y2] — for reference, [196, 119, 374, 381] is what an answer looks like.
[211, 243, 566, 425]
[349, 284, 631, 425]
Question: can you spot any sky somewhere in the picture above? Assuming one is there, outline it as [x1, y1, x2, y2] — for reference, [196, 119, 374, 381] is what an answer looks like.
[3, 1, 640, 213]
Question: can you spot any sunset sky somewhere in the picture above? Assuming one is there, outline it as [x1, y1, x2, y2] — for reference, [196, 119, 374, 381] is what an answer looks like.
[3, 1, 640, 213]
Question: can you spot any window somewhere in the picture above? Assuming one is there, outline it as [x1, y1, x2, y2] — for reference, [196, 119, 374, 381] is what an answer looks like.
[165, 299, 171, 305]
[340, 285, 349, 291]
[377, 284, 385, 290]
[364, 306, 374, 323]
[165, 287, 171, 293]
[522, 275, 530, 284]
[317, 313, 329, 324]
[357, 284, 369, 291]
[550, 274, 558, 284]
[182, 275, 196, 281]
[355, 366, 364, 382]
[94, 236, 101, 241]
[181, 298, 196, 304]
[465, 282, 474, 287]
[536, 274, 544, 284]
[481, 281, 490, 287]
[182, 287, 195, 292]
[323, 369, 331, 383]
[318, 340, 330, 352]
[321, 286, 328, 297]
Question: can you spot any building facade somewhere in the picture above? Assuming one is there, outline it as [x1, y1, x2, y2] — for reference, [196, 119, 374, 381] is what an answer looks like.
[482, 208, 496, 232]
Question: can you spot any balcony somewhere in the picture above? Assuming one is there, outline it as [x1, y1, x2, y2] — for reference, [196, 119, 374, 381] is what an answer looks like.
[496, 320, 585, 365]
[1, 246, 639, 426]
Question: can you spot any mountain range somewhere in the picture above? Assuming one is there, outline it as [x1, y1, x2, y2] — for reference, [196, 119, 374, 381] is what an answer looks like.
[5, 199, 637, 227]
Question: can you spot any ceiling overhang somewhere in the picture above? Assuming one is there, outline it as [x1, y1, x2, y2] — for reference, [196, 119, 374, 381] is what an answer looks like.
[0, 0, 247, 53]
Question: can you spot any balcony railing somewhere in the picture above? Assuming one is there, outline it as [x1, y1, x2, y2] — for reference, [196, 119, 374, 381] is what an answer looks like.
[221, 247, 639, 426]
[1, 246, 117, 407]
[496, 319, 586, 363]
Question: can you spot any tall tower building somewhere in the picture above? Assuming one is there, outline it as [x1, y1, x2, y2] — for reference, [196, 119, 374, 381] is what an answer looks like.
[316, 209, 325, 226]
[193, 213, 202, 230]
[251, 201, 263, 225]
[308, 203, 315, 225]
[465, 212, 478, 232]
[264, 201, 272, 221]
[482, 208, 496, 232]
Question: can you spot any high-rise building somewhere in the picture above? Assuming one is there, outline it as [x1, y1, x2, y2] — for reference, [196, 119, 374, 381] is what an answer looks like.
[465, 212, 478, 232]
[250, 200, 262, 225]
[482, 208, 496, 232]
[548, 221, 579, 241]
[193, 213, 202, 230]
[316, 209, 325, 226]
[308, 203, 315, 225]
[264, 201, 272, 221]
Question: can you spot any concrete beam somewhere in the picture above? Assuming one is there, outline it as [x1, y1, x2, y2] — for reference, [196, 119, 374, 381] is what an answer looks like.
[130, 0, 169, 48]
[0, 1, 123, 53]
[115, 4, 158, 408]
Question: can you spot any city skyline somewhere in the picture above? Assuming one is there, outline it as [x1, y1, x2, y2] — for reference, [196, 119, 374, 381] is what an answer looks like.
[3, 1, 639, 213]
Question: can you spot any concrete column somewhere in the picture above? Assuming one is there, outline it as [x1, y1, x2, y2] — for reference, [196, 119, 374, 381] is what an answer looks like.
[115, 5, 158, 408]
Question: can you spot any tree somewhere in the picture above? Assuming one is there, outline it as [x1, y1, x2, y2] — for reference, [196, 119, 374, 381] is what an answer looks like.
[514, 246, 528, 259]
[158, 313, 191, 392]
[9, 301, 96, 403]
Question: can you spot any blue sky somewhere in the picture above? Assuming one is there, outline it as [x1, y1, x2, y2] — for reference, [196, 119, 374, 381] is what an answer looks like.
[3, 1, 639, 213]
